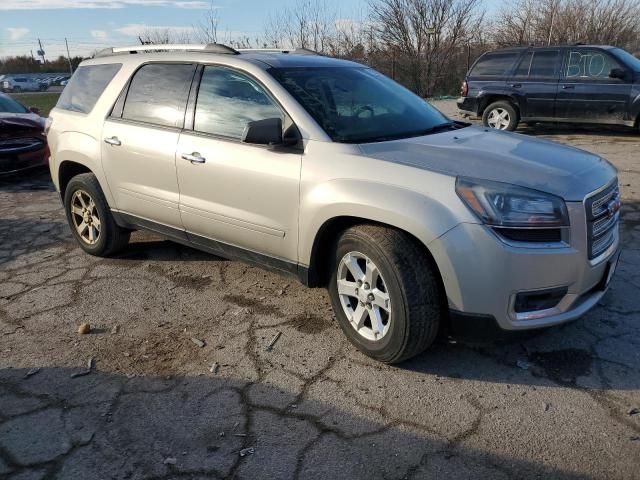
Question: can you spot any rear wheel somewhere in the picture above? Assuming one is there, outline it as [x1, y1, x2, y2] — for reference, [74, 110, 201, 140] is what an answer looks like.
[328, 224, 444, 364]
[482, 101, 519, 131]
[63, 173, 130, 256]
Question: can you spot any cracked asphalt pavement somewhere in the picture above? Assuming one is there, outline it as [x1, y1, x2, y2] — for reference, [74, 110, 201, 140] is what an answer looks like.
[1, 100, 639, 479]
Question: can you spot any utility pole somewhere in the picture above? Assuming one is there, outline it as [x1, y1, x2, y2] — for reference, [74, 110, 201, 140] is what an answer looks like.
[64, 38, 73, 74]
[37, 38, 46, 63]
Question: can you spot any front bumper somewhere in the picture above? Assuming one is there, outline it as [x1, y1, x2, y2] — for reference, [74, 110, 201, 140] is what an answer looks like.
[0, 146, 49, 175]
[429, 200, 619, 331]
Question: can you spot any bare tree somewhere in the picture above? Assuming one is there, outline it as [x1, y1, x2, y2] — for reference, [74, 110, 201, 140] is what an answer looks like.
[196, 2, 221, 44]
[369, 0, 484, 95]
[137, 27, 193, 45]
[264, 0, 336, 51]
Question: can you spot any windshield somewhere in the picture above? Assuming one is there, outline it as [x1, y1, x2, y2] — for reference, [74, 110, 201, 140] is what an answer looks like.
[269, 66, 451, 143]
[0, 95, 28, 114]
[610, 48, 640, 72]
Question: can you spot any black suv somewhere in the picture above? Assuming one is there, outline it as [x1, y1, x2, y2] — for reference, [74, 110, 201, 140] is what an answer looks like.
[457, 45, 640, 131]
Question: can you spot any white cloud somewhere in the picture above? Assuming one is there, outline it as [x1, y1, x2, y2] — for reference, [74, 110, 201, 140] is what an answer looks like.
[0, 1, 209, 10]
[115, 23, 196, 37]
[6, 27, 30, 41]
[91, 30, 109, 40]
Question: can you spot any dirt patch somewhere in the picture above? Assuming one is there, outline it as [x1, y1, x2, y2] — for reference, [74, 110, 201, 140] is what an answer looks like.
[223, 294, 281, 316]
[290, 313, 334, 334]
[530, 348, 593, 381]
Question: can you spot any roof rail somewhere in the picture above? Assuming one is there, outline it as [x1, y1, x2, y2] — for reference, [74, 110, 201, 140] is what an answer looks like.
[94, 43, 239, 58]
[237, 48, 320, 56]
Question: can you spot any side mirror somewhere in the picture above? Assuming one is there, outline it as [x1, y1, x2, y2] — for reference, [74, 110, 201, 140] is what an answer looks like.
[29, 106, 41, 115]
[242, 118, 284, 146]
[609, 68, 626, 80]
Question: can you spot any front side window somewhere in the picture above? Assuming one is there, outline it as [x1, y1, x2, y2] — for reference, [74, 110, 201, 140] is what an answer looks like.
[194, 66, 283, 139]
[56, 63, 121, 114]
[122, 63, 196, 128]
[471, 52, 520, 77]
[270, 66, 451, 143]
[565, 49, 622, 80]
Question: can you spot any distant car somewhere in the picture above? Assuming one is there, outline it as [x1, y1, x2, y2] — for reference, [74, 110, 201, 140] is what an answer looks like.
[457, 45, 640, 131]
[0, 93, 49, 175]
[1, 76, 43, 93]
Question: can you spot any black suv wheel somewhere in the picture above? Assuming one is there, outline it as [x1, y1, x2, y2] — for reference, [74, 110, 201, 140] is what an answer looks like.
[482, 101, 519, 131]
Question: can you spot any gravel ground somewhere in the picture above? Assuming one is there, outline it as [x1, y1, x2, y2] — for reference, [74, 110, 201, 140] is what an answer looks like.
[1, 100, 639, 479]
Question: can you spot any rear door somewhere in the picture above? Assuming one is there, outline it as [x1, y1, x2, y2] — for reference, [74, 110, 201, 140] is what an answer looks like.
[101, 62, 196, 229]
[467, 50, 521, 98]
[508, 49, 562, 118]
[556, 48, 632, 123]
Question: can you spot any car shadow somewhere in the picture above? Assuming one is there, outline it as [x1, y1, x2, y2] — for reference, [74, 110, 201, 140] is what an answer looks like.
[0, 367, 597, 479]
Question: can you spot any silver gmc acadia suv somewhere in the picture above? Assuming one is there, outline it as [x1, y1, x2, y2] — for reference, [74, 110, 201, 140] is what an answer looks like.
[47, 44, 621, 363]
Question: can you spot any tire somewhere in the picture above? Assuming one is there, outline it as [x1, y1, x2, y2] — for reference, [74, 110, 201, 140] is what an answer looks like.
[63, 173, 130, 256]
[328, 224, 444, 364]
[482, 101, 519, 131]
[13, 86, 21, 93]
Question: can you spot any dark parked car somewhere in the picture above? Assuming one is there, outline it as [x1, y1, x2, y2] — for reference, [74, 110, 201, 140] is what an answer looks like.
[457, 45, 640, 131]
[0, 93, 49, 175]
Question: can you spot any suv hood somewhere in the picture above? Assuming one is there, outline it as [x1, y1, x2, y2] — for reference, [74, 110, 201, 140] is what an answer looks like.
[358, 126, 616, 201]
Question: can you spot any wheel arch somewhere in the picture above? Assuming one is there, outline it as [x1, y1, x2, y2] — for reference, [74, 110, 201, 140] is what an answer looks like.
[480, 94, 521, 116]
[58, 161, 93, 199]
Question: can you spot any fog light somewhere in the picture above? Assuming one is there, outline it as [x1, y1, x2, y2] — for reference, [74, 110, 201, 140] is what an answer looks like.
[514, 287, 568, 313]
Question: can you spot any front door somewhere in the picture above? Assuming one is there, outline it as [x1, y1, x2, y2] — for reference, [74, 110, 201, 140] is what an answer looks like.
[508, 49, 562, 118]
[101, 62, 197, 228]
[556, 48, 632, 123]
[176, 65, 301, 262]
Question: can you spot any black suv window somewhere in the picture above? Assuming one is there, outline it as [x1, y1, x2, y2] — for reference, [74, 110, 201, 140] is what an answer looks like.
[565, 49, 622, 80]
[56, 64, 121, 114]
[514, 50, 561, 79]
[122, 63, 196, 128]
[471, 51, 520, 77]
[194, 66, 283, 140]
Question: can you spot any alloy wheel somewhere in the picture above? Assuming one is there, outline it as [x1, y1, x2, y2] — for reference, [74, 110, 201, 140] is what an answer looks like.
[337, 251, 391, 341]
[70, 190, 101, 245]
[487, 108, 511, 130]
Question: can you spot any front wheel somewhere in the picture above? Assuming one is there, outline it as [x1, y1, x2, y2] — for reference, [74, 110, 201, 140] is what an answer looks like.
[482, 101, 519, 131]
[328, 224, 444, 364]
[63, 173, 130, 256]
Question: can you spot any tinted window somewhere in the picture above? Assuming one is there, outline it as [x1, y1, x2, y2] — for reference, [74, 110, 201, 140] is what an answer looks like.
[194, 66, 283, 139]
[513, 52, 533, 77]
[271, 67, 451, 143]
[565, 49, 622, 80]
[56, 64, 121, 114]
[0, 95, 28, 113]
[529, 50, 561, 78]
[122, 63, 196, 128]
[471, 52, 519, 77]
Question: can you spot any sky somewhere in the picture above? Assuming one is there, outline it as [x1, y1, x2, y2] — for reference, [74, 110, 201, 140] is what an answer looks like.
[0, 0, 372, 59]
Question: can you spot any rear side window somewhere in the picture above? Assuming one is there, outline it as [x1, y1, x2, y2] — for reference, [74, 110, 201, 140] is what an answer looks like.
[122, 63, 196, 128]
[513, 50, 561, 79]
[471, 52, 519, 77]
[56, 64, 121, 114]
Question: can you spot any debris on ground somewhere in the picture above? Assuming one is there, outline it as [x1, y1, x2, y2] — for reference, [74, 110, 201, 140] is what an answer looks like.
[111, 325, 120, 334]
[70, 357, 95, 378]
[266, 331, 282, 351]
[628, 407, 640, 416]
[543, 402, 551, 412]
[516, 359, 530, 370]
[163, 457, 177, 465]
[23, 367, 40, 379]
[239, 447, 255, 457]
[209, 362, 219, 374]
[77, 323, 91, 334]
[191, 337, 206, 348]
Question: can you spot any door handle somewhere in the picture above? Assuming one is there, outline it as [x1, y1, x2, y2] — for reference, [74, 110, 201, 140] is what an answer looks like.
[181, 152, 206, 164]
[510, 83, 522, 88]
[561, 85, 575, 89]
[104, 136, 121, 146]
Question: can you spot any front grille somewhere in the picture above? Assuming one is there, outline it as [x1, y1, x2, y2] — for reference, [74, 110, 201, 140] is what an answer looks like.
[0, 137, 45, 154]
[585, 181, 620, 260]
[494, 227, 562, 243]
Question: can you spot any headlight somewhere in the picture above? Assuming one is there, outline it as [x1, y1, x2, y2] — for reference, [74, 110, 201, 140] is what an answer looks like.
[455, 177, 569, 227]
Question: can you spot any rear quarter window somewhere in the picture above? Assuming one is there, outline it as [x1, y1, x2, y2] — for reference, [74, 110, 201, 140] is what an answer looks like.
[56, 63, 121, 114]
[470, 52, 520, 77]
